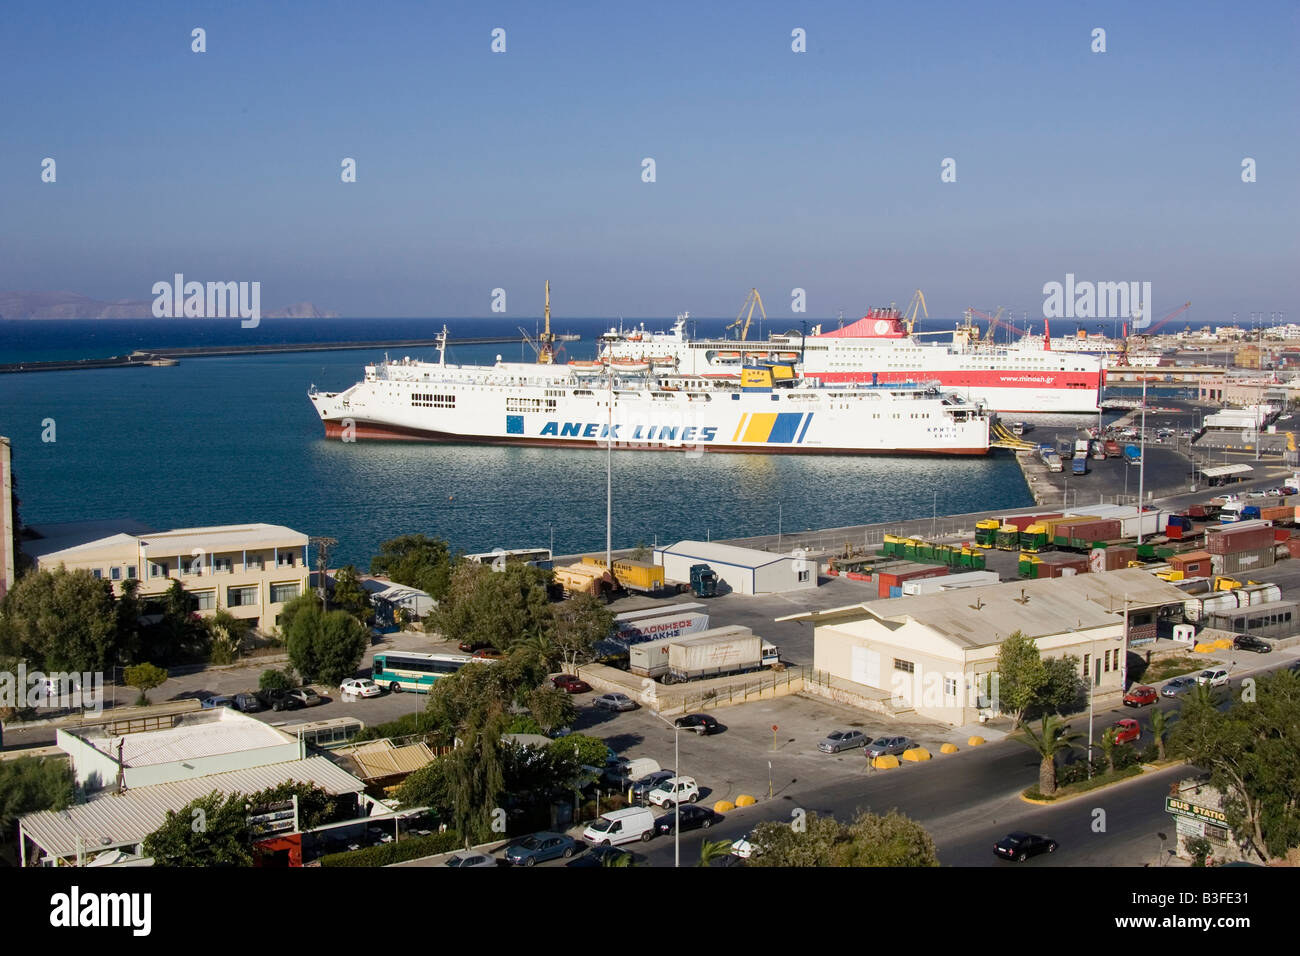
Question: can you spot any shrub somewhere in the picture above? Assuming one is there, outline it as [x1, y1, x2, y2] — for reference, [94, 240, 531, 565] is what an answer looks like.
[319, 830, 464, 867]
[1113, 743, 1140, 771]
[259, 669, 295, 691]
[503, 714, 544, 735]
[1138, 743, 1159, 764]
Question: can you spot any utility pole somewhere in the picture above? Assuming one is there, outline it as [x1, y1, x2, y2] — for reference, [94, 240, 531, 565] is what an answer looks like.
[309, 536, 337, 611]
[1136, 377, 1147, 544]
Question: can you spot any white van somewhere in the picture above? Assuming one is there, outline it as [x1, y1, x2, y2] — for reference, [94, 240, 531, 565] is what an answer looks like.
[582, 806, 657, 846]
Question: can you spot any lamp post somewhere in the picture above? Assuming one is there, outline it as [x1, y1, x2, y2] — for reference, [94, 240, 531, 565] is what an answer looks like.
[1137, 377, 1147, 544]
[651, 710, 682, 868]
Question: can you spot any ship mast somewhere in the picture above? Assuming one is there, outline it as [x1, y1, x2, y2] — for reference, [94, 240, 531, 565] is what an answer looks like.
[538, 280, 555, 364]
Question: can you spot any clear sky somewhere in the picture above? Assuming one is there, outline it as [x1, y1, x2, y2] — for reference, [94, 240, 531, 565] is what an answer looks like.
[1, 0, 1295, 323]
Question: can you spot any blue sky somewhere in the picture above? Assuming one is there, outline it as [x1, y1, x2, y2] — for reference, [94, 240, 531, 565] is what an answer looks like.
[1, 0, 1295, 323]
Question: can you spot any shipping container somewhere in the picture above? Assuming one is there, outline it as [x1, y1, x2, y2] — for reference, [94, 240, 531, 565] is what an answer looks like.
[1104, 440, 1122, 457]
[1168, 550, 1213, 579]
[664, 628, 777, 684]
[1052, 518, 1123, 549]
[1234, 583, 1282, 606]
[612, 603, 710, 646]
[900, 570, 1001, 596]
[875, 563, 949, 598]
[582, 555, 666, 593]
[1211, 546, 1276, 576]
[1259, 505, 1296, 525]
[1089, 546, 1138, 572]
[1038, 553, 1090, 578]
[628, 624, 754, 679]
[1205, 521, 1275, 555]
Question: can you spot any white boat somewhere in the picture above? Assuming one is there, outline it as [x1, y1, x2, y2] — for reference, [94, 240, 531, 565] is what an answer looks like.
[308, 330, 991, 456]
[599, 308, 1104, 414]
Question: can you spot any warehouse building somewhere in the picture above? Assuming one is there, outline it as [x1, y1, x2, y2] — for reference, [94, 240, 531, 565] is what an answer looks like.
[779, 569, 1189, 726]
[654, 540, 818, 595]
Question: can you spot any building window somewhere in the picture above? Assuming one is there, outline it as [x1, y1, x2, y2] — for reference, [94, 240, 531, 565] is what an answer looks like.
[227, 585, 259, 608]
[150, 562, 168, 578]
[277, 552, 296, 568]
[1103, 652, 1110, 673]
[270, 583, 300, 604]
[1082, 654, 1090, 679]
[797, 569, 810, 583]
[126, 566, 137, 580]
[944, 677, 957, 697]
[110, 567, 121, 581]
[893, 659, 915, 674]
[213, 557, 233, 573]
[194, 590, 217, 611]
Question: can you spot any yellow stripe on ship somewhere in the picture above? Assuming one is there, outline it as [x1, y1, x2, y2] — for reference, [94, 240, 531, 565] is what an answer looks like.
[732, 415, 749, 442]
[742, 413, 778, 443]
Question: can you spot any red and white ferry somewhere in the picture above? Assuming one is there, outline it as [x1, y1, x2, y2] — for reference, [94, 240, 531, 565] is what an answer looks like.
[599, 309, 1103, 414]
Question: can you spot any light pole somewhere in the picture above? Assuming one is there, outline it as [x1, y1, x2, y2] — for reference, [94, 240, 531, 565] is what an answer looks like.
[1087, 633, 1096, 780]
[1136, 377, 1147, 543]
[651, 710, 682, 868]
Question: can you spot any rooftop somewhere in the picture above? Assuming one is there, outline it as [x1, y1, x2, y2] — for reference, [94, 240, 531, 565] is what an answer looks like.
[659, 540, 796, 569]
[73, 709, 293, 768]
[23, 520, 309, 563]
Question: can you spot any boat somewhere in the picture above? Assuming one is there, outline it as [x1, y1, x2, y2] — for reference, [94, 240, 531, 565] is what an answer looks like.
[567, 360, 605, 376]
[598, 308, 1104, 414]
[308, 328, 991, 455]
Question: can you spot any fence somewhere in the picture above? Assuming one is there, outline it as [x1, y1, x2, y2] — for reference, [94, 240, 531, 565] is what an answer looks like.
[670, 665, 807, 713]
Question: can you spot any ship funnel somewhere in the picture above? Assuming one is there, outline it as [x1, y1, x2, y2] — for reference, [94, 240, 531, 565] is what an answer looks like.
[1044, 317, 1052, 351]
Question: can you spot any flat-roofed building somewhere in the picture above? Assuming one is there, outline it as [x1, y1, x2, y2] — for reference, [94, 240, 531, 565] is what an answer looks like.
[22, 520, 310, 633]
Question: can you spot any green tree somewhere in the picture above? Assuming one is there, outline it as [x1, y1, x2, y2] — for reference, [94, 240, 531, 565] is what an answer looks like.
[1033, 655, 1086, 718]
[123, 662, 168, 706]
[370, 534, 455, 602]
[546, 733, 608, 769]
[330, 565, 373, 624]
[995, 630, 1047, 729]
[1149, 707, 1171, 762]
[114, 578, 143, 664]
[394, 759, 454, 819]
[445, 708, 508, 847]
[205, 609, 248, 665]
[259, 668, 294, 691]
[433, 562, 553, 652]
[0, 756, 75, 838]
[551, 594, 615, 673]
[1099, 725, 1118, 774]
[0, 566, 120, 672]
[747, 809, 939, 867]
[1184, 835, 1212, 866]
[284, 599, 368, 686]
[1169, 669, 1300, 864]
[526, 685, 576, 734]
[143, 791, 254, 866]
[696, 838, 733, 867]
[1021, 714, 1081, 797]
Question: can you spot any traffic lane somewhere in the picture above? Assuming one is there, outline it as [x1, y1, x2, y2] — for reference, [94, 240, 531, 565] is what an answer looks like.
[934, 763, 1188, 867]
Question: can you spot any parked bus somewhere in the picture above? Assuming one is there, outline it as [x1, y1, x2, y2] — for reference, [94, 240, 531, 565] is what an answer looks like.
[371, 650, 493, 693]
[278, 717, 366, 749]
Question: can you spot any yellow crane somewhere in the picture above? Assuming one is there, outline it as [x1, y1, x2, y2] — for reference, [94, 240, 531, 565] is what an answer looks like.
[537, 280, 555, 364]
[726, 287, 767, 341]
[902, 289, 928, 334]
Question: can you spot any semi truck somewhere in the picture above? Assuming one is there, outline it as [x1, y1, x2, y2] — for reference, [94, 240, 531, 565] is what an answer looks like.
[582, 556, 666, 593]
[1071, 457, 1088, 476]
[689, 563, 719, 597]
[627, 625, 778, 683]
[612, 603, 709, 646]
[553, 563, 615, 599]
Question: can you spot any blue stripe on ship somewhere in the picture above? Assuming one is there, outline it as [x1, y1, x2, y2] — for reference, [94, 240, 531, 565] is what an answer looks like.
[796, 413, 812, 443]
[768, 412, 804, 444]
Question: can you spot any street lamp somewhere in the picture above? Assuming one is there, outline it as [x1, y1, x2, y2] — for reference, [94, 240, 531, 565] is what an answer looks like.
[651, 710, 683, 868]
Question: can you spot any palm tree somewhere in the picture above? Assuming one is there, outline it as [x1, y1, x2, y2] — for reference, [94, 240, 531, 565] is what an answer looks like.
[1149, 708, 1170, 762]
[1021, 714, 1081, 796]
[1100, 726, 1118, 774]
[602, 849, 634, 867]
[696, 838, 734, 867]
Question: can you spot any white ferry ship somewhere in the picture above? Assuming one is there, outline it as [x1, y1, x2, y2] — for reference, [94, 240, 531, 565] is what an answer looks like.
[308, 333, 991, 456]
[597, 309, 1104, 414]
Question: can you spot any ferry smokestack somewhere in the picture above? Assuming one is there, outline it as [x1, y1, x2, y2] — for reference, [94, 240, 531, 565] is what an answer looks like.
[1044, 317, 1051, 351]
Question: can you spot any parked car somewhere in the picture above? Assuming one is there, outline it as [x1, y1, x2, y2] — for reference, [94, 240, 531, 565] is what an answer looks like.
[1197, 668, 1230, 688]
[565, 845, 635, 868]
[551, 674, 592, 694]
[231, 692, 264, 713]
[1233, 635, 1272, 654]
[655, 804, 719, 835]
[730, 832, 756, 859]
[582, 807, 657, 846]
[340, 678, 382, 698]
[445, 851, 497, 868]
[864, 735, 916, 758]
[1123, 686, 1157, 707]
[674, 714, 720, 735]
[593, 693, 638, 712]
[1113, 718, 1141, 744]
[287, 687, 324, 707]
[201, 695, 235, 710]
[1161, 676, 1198, 698]
[458, 640, 494, 653]
[630, 770, 676, 801]
[819, 729, 869, 753]
[647, 775, 700, 807]
[256, 688, 305, 712]
[472, 648, 503, 660]
[994, 832, 1058, 862]
[504, 832, 577, 866]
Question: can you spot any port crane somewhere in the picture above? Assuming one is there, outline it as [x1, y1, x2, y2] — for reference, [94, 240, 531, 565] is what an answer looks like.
[964, 306, 1013, 342]
[727, 287, 767, 341]
[521, 280, 557, 364]
[902, 288, 928, 334]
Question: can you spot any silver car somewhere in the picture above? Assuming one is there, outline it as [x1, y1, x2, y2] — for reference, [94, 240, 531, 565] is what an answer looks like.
[1161, 676, 1197, 698]
[865, 735, 916, 758]
[593, 693, 638, 712]
[444, 851, 497, 868]
[818, 730, 869, 753]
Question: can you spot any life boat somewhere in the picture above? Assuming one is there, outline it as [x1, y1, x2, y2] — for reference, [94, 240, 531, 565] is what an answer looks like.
[568, 360, 605, 376]
[610, 358, 651, 373]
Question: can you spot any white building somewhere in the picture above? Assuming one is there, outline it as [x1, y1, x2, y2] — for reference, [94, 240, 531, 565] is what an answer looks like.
[654, 540, 818, 595]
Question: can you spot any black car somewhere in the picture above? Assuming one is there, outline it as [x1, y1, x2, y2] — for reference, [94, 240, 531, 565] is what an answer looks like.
[256, 688, 305, 712]
[232, 693, 264, 713]
[1233, 635, 1272, 654]
[993, 832, 1057, 862]
[674, 714, 720, 735]
[565, 845, 636, 868]
[655, 803, 718, 835]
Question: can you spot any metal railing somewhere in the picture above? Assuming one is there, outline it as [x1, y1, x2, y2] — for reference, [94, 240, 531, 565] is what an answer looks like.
[672, 666, 806, 712]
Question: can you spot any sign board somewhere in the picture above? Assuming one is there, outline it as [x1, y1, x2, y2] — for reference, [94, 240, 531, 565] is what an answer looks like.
[248, 798, 298, 837]
[1164, 796, 1228, 827]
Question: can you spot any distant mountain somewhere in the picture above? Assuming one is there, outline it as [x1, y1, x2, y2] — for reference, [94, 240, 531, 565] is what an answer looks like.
[0, 291, 339, 319]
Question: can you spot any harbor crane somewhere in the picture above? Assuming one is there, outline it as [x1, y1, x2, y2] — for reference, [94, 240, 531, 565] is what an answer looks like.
[727, 287, 767, 341]
[965, 306, 1011, 341]
[902, 289, 928, 334]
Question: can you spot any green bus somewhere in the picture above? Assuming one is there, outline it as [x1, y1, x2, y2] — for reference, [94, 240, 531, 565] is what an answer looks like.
[371, 651, 492, 693]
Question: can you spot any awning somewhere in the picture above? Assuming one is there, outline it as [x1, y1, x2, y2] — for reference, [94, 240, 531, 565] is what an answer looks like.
[1201, 464, 1254, 478]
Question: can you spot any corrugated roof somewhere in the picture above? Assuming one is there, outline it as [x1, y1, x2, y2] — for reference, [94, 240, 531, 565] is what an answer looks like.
[19, 756, 365, 860]
[77, 710, 291, 767]
[139, 524, 308, 556]
[660, 540, 791, 569]
[339, 740, 436, 780]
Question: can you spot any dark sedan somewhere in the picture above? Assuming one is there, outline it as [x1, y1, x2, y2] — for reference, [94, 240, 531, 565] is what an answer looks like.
[256, 689, 305, 712]
[994, 832, 1058, 862]
[565, 845, 636, 868]
[674, 714, 720, 735]
[1233, 635, 1272, 654]
[504, 832, 576, 866]
[655, 803, 719, 836]
[552, 674, 592, 694]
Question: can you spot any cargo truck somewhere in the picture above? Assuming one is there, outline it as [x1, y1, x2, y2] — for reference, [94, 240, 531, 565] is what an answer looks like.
[553, 563, 615, 599]
[612, 603, 709, 646]
[1071, 457, 1088, 476]
[689, 564, 718, 597]
[582, 556, 666, 593]
[1045, 453, 1063, 473]
[663, 629, 780, 684]
[1074, 438, 1091, 458]
[1124, 444, 1142, 464]
[974, 519, 1001, 549]
[1104, 440, 1122, 458]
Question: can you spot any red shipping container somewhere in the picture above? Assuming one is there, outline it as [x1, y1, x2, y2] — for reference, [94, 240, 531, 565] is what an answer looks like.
[1054, 519, 1122, 542]
[1288, 539, 1300, 560]
[1275, 528, 1291, 543]
[1039, 553, 1090, 577]
[1206, 522, 1275, 555]
[876, 564, 948, 598]
[1169, 550, 1212, 578]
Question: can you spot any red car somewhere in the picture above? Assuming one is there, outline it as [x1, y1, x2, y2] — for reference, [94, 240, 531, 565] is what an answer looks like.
[472, 648, 503, 660]
[552, 674, 592, 694]
[1123, 685, 1157, 707]
[1114, 718, 1141, 744]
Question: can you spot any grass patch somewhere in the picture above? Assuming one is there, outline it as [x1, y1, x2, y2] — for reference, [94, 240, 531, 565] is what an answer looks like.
[1139, 655, 1207, 683]
[1024, 764, 1143, 802]
[318, 829, 464, 867]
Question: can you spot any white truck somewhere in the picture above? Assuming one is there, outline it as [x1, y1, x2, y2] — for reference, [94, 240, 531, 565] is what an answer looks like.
[627, 625, 779, 684]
